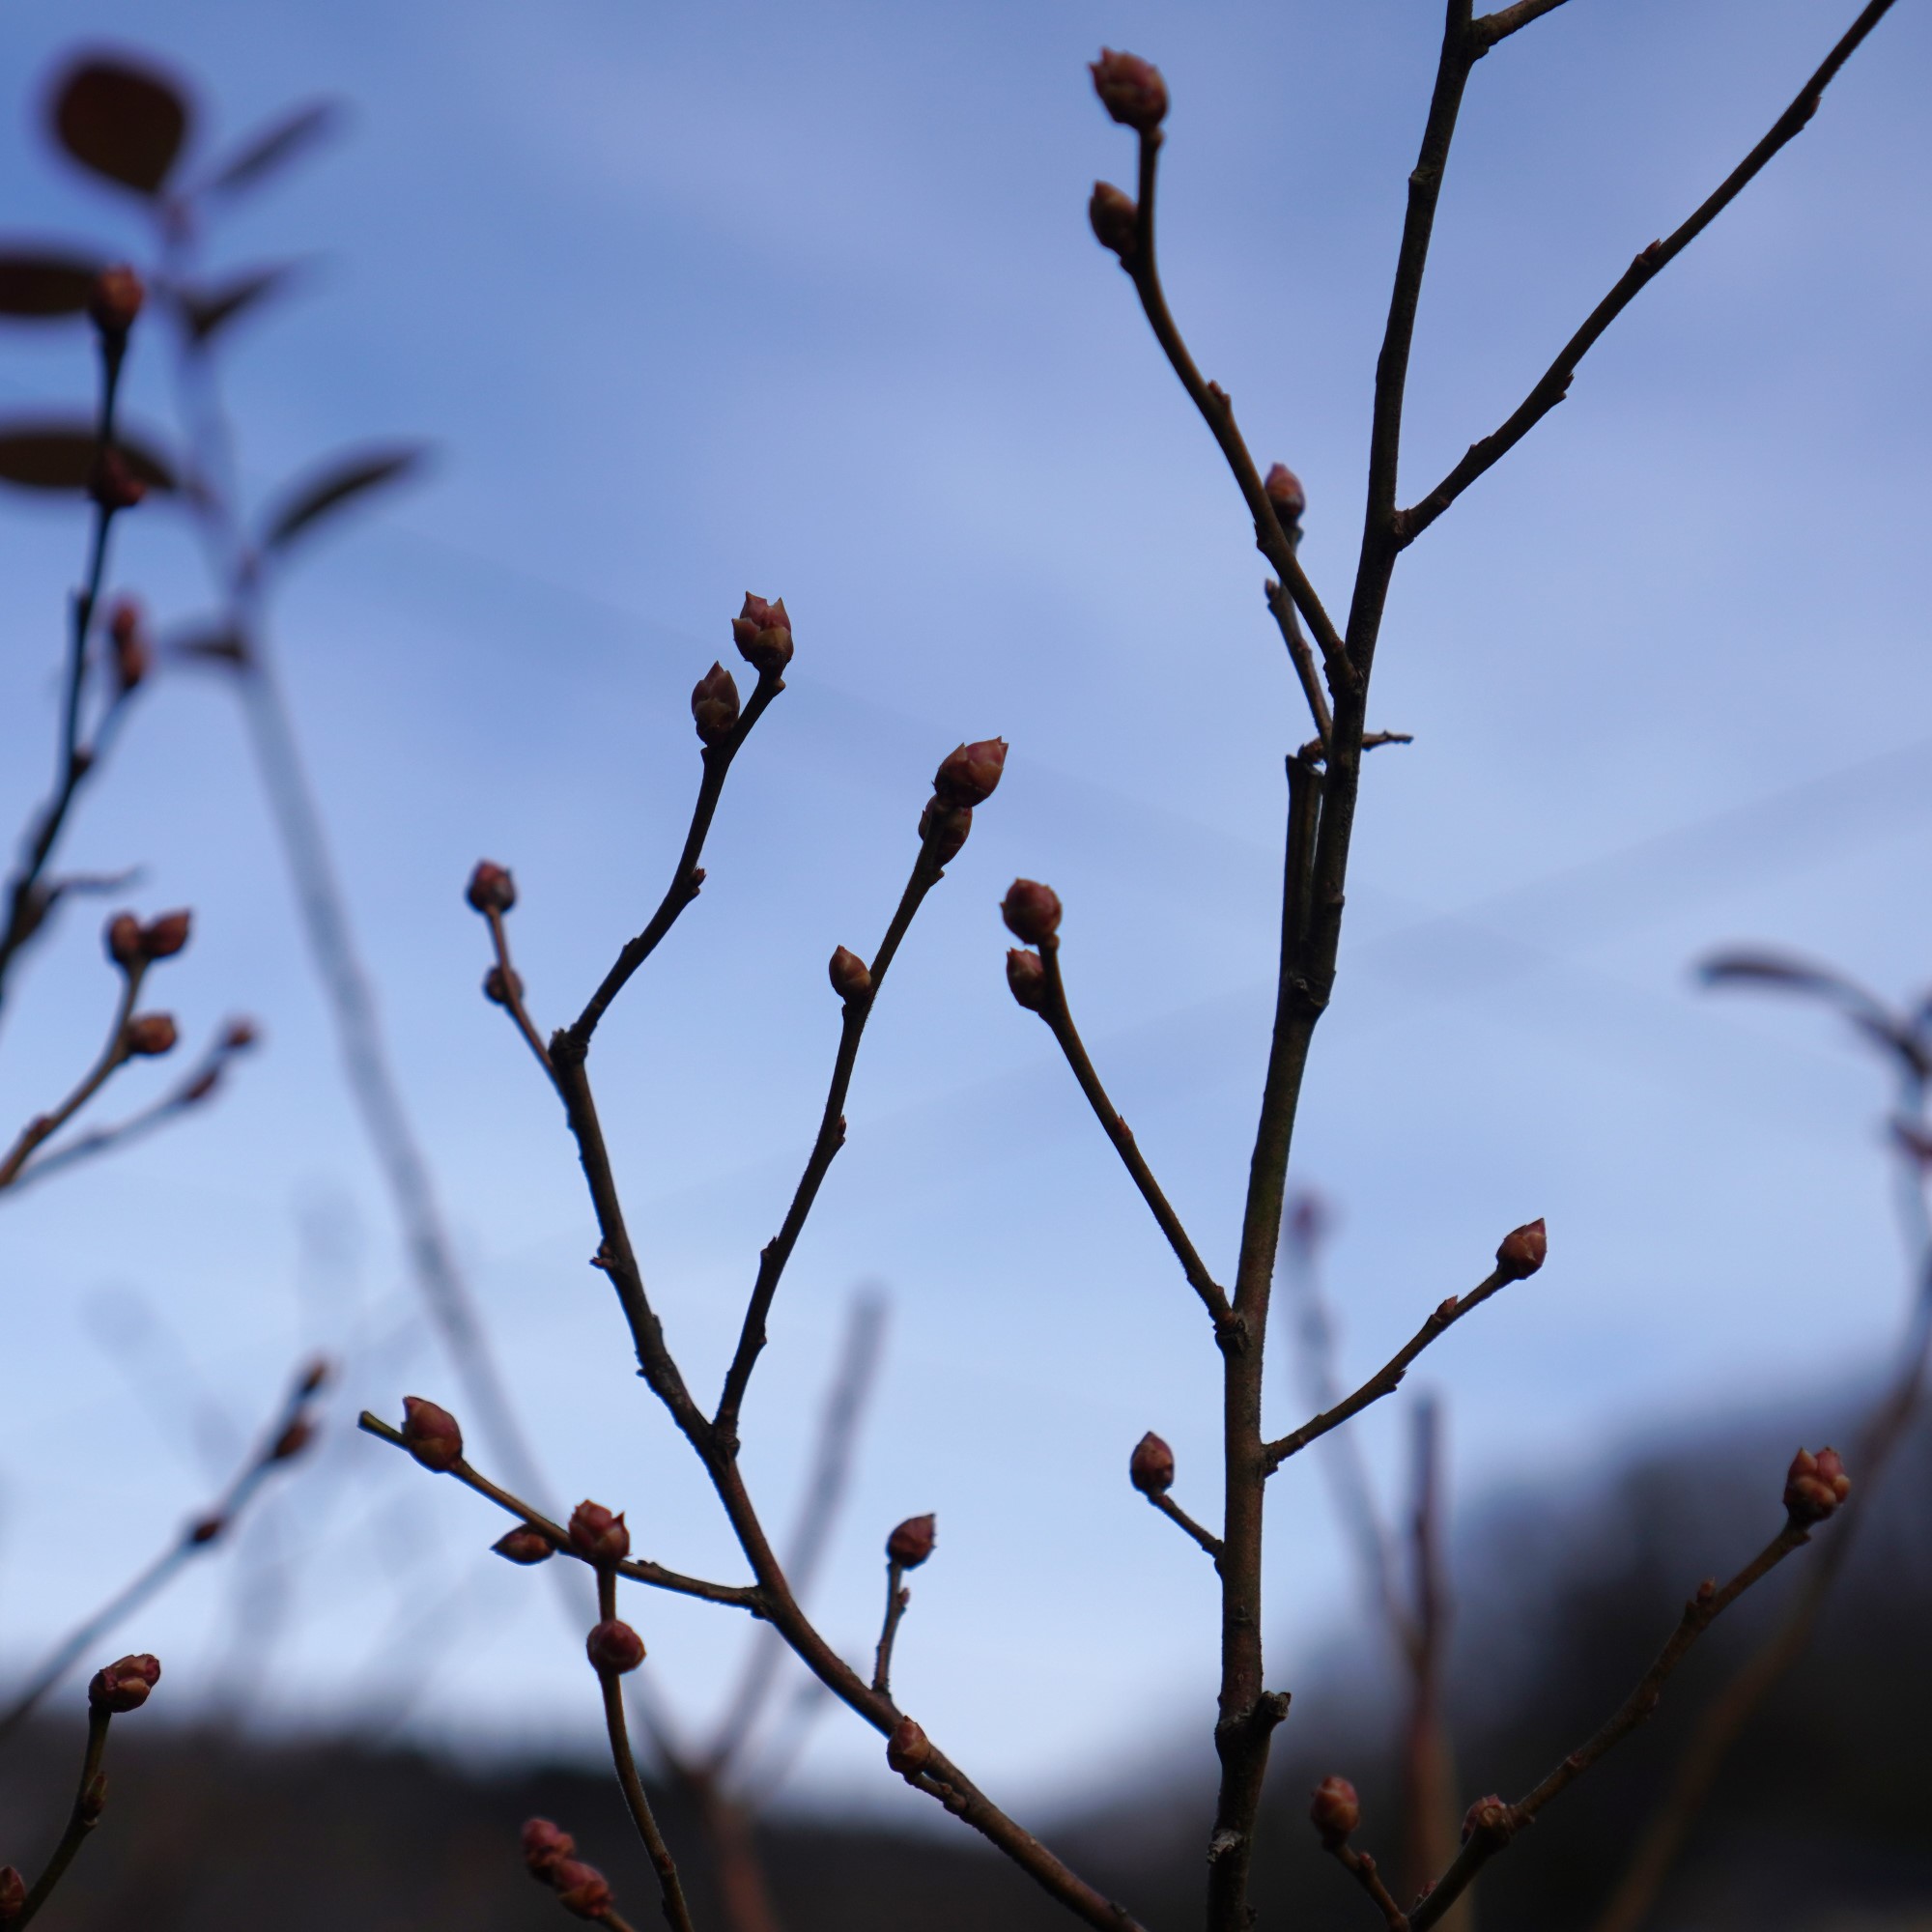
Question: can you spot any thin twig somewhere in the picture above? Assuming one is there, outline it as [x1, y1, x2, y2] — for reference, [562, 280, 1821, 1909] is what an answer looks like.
[1150, 1492, 1224, 1564]
[15, 1708, 112, 1927]
[0, 964, 146, 1191]
[483, 904, 556, 1083]
[1326, 1841, 1412, 1932]
[871, 1559, 910, 1697]
[1473, 0, 1575, 46]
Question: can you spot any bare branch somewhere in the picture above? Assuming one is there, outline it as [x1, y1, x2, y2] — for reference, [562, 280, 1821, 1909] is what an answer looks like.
[14, 1707, 114, 1927]
[1325, 1840, 1412, 1932]
[1150, 1491, 1225, 1564]
[0, 961, 148, 1191]
[1472, 0, 1574, 46]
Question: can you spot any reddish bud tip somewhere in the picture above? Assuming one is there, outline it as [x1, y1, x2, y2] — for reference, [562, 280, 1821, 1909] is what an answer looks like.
[270, 1417, 314, 1463]
[188, 1515, 224, 1546]
[1091, 48, 1168, 130]
[692, 662, 741, 746]
[87, 449, 146, 512]
[829, 946, 872, 1004]
[124, 1012, 178, 1057]
[1001, 879, 1063, 947]
[0, 1865, 25, 1920]
[585, 1618, 646, 1676]
[886, 1715, 932, 1777]
[483, 964, 524, 1008]
[88, 265, 146, 336]
[731, 593, 794, 678]
[106, 598, 150, 692]
[1462, 1795, 1513, 1844]
[1006, 948, 1046, 1012]
[887, 1513, 936, 1569]
[466, 861, 517, 916]
[1089, 182, 1139, 261]
[1130, 1431, 1176, 1496]
[139, 909, 191, 959]
[1264, 464, 1307, 528]
[917, 798, 973, 864]
[568, 1500, 632, 1565]
[495, 1526, 556, 1566]
[553, 1859, 614, 1919]
[522, 1817, 577, 1879]
[933, 738, 1008, 809]
[1494, 1218, 1547, 1282]
[221, 1018, 259, 1052]
[104, 910, 143, 968]
[1309, 1775, 1360, 1847]
[1784, 1445, 1852, 1524]
[400, 1396, 464, 1472]
[89, 1653, 161, 1715]
[297, 1355, 332, 1397]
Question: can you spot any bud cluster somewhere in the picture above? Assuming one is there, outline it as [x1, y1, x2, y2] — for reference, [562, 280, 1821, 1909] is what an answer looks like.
[88, 1652, 161, 1715]
[920, 738, 1007, 866]
[104, 907, 192, 971]
[569, 1499, 631, 1565]
[1090, 49, 1169, 131]
[692, 662, 741, 745]
[1309, 1774, 1360, 1847]
[523, 1819, 615, 1922]
[1783, 1445, 1851, 1524]
[731, 593, 794, 679]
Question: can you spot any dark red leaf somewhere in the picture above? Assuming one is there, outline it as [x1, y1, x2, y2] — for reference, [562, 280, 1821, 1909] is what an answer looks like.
[182, 263, 300, 343]
[0, 419, 177, 493]
[259, 444, 426, 554]
[202, 100, 340, 198]
[0, 248, 108, 320]
[47, 54, 194, 197]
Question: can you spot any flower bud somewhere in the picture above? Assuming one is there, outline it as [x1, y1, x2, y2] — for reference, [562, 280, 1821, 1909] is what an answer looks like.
[483, 964, 524, 1008]
[886, 1715, 932, 1776]
[188, 1515, 224, 1546]
[401, 1395, 464, 1472]
[88, 265, 146, 337]
[569, 1500, 631, 1565]
[1493, 1218, 1547, 1282]
[87, 449, 146, 512]
[466, 862, 517, 916]
[1462, 1795, 1512, 1844]
[1006, 948, 1046, 1012]
[829, 946, 871, 1004]
[918, 798, 972, 863]
[933, 738, 1008, 809]
[140, 909, 191, 959]
[692, 662, 741, 746]
[1091, 49, 1168, 131]
[1783, 1445, 1852, 1524]
[522, 1817, 577, 1879]
[124, 1012, 178, 1057]
[1129, 1431, 1175, 1496]
[104, 910, 143, 969]
[731, 593, 794, 678]
[0, 1865, 26, 1920]
[585, 1618, 646, 1675]
[553, 1859, 613, 1919]
[887, 1513, 936, 1569]
[106, 599, 150, 692]
[270, 1417, 314, 1463]
[1264, 464, 1306, 530]
[222, 1018, 260, 1052]
[89, 1653, 160, 1715]
[1089, 183, 1139, 262]
[1001, 879, 1063, 947]
[495, 1526, 556, 1566]
[1309, 1775, 1360, 1847]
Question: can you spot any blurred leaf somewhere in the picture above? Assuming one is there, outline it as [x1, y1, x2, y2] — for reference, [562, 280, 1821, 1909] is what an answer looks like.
[0, 247, 107, 319]
[48, 54, 193, 196]
[202, 100, 341, 198]
[259, 444, 426, 554]
[182, 263, 301, 343]
[0, 419, 177, 493]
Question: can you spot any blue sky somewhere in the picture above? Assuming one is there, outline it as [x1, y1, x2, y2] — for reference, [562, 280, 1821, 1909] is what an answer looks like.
[2, 0, 1929, 1816]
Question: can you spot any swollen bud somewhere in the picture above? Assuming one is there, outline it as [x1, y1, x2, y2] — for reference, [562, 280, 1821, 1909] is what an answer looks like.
[495, 1526, 556, 1566]
[731, 594, 794, 678]
[401, 1396, 464, 1472]
[223, 1018, 260, 1052]
[1493, 1218, 1547, 1282]
[553, 1860, 614, 1920]
[88, 265, 146, 337]
[569, 1500, 631, 1565]
[585, 1618, 646, 1675]
[139, 909, 191, 959]
[466, 862, 517, 916]
[1462, 1795, 1513, 1844]
[1091, 49, 1168, 131]
[107, 599, 150, 692]
[104, 911, 143, 969]
[933, 738, 1008, 809]
[1264, 464, 1306, 531]
[124, 1013, 178, 1057]
[692, 663, 741, 746]
[522, 1817, 577, 1879]
[886, 1716, 932, 1777]
[1309, 1775, 1360, 1847]
[1006, 948, 1046, 1012]
[483, 964, 524, 1008]
[1784, 1445, 1852, 1524]
[1001, 879, 1063, 947]
[87, 449, 146, 512]
[89, 1653, 161, 1715]
[1129, 1431, 1175, 1496]
[269, 1417, 314, 1463]
[829, 946, 872, 1004]
[887, 1514, 936, 1569]
[0, 1866, 25, 1920]
[918, 798, 972, 864]
[1089, 182, 1139, 262]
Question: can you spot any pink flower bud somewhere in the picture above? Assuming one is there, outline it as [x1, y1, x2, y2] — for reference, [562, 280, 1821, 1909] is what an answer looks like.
[692, 663, 741, 746]
[522, 1817, 576, 1879]
[0, 1865, 25, 1920]
[124, 1012, 178, 1057]
[1006, 948, 1046, 1011]
[401, 1396, 464, 1472]
[1462, 1795, 1513, 1844]
[495, 1526, 556, 1566]
[104, 910, 143, 969]
[89, 1653, 160, 1715]
[1784, 1445, 1852, 1524]
[1309, 1775, 1360, 1847]
[553, 1859, 613, 1919]
[483, 964, 524, 1008]
[1089, 183, 1139, 261]
[1264, 464, 1306, 528]
[569, 1500, 631, 1565]
[731, 594, 794, 678]
[466, 862, 517, 915]
[887, 1514, 936, 1569]
[106, 599, 150, 692]
[1091, 49, 1168, 131]
[918, 798, 972, 863]
[829, 946, 872, 1004]
[88, 265, 146, 337]
[139, 909, 191, 959]
[933, 738, 1008, 809]
[1001, 879, 1063, 947]
[1493, 1218, 1547, 1282]
[87, 449, 146, 512]
[585, 1618, 646, 1675]
[886, 1716, 932, 1777]
[1129, 1431, 1175, 1496]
